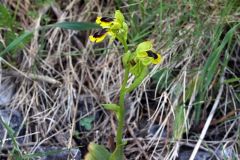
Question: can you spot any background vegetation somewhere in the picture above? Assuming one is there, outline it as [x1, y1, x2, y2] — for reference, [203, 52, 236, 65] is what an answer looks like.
[0, 0, 239, 159]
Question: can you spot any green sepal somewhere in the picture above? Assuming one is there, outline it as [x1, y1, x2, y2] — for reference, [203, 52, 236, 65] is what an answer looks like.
[113, 10, 128, 43]
[129, 61, 144, 77]
[122, 22, 128, 41]
[84, 143, 111, 160]
[114, 10, 124, 24]
[112, 10, 124, 30]
[136, 41, 152, 53]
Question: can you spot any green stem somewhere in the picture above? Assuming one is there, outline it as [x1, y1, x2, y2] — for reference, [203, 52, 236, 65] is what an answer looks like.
[122, 40, 128, 53]
[114, 67, 147, 160]
[115, 68, 129, 160]
[114, 40, 129, 160]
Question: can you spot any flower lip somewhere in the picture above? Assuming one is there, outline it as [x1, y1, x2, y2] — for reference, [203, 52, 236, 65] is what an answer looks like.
[100, 17, 114, 22]
[93, 29, 108, 38]
[146, 50, 158, 59]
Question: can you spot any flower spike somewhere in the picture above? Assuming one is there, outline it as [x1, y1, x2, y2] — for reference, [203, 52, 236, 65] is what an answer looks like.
[89, 10, 128, 44]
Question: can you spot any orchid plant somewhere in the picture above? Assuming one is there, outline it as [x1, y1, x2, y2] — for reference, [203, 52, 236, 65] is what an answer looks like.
[85, 10, 163, 160]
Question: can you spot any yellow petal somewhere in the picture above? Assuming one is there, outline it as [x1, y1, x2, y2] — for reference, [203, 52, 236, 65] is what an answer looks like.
[152, 53, 163, 64]
[96, 16, 113, 28]
[89, 35, 96, 42]
[101, 22, 113, 28]
[89, 33, 107, 43]
[96, 16, 102, 24]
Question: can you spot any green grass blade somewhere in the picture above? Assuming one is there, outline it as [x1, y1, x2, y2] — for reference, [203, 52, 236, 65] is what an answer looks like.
[0, 4, 14, 29]
[174, 105, 185, 140]
[47, 22, 100, 30]
[0, 31, 33, 57]
[0, 117, 23, 159]
[194, 23, 240, 124]
[0, 22, 99, 57]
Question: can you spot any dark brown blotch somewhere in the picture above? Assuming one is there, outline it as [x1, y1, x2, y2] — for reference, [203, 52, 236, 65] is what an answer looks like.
[101, 17, 114, 22]
[146, 50, 158, 59]
[93, 29, 107, 38]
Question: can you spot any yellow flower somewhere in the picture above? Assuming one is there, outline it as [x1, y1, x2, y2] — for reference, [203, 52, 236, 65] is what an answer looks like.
[138, 50, 162, 65]
[135, 41, 162, 65]
[96, 17, 114, 28]
[89, 29, 108, 43]
[89, 10, 128, 43]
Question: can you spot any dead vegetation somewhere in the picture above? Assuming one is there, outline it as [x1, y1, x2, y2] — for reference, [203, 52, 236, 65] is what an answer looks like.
[0, 0, 239, 160]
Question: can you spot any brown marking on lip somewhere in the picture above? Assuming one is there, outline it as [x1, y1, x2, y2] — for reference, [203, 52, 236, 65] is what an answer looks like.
[146, 50, 158, 59]
[100, 17, 114, 22]
[93, 29, 107, 38]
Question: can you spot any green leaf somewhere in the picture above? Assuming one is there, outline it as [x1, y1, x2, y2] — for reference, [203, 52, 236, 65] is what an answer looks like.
[173, 105, 186, 140]
[102, 104, 120, 120]
[4, 31, 32, 56]
[48, 22, 100, 30]
[127, 66, 148, 93]
[85, 143, 111, 160]
[185, 76, 200, 101]
[0, 117, 23, 158]
[194, 23, 240, 124]
[202, 23, 240, 90]
[80, 116, 95, 130]
[102, 104, 120, 112]
[0, 31, 33, 57]
[0, 4, 13, 28]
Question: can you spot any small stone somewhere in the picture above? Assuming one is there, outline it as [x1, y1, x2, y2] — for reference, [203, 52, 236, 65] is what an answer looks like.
[216, 145, 236, 159]
[0, 80, 15, 106]
[178, 150, 212, 160]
